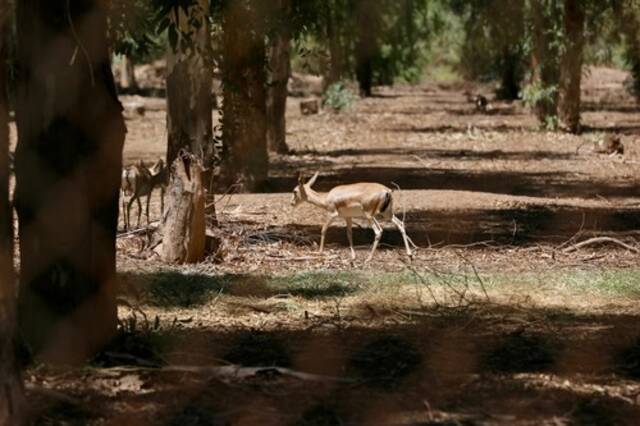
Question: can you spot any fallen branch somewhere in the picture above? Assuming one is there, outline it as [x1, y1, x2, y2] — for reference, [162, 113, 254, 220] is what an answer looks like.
[562, 237, 640, 254]
[96, 365, 354, 384]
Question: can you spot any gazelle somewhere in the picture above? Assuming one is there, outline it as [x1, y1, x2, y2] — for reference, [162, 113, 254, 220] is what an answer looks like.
[291, 172, 414, 262]
[121, 159, 168, 230]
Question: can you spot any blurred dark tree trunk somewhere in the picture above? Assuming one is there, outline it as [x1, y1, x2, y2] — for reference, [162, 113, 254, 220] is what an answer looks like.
[498, 48, 521, 100]
[119, 54, 138, 93]
[530, 0, 559, 122]
[557, 0, 585, 133]
[614, 0, 640, 102]
[354, 0, 378, 97]
[14, 0, 125, 364]
[166, 1, 214, 171]
[325, 1, 344, 88]
[0, 1, 25, 422]
[266, 0, 291, 154]
[220, 0, 267, 191]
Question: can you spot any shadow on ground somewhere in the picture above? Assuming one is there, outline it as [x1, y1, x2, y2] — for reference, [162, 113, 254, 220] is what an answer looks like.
[27, 302, 640, 425]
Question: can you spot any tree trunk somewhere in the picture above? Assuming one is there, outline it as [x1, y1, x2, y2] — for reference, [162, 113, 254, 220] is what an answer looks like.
[220, 0, 268, 192]
[165, 1, 214, 171]
[266, 0, 291, 155]
[161, 154, 206, 264]
[325, 1, 344, 88]
[354, 0, 378, 97]
[0, 1, 25, 422]
[614, 0, 640, 102]
[530, 0, 560, 123]
[119, 54, 138, 93]
[557, 0, 585, 133]
[14, 0, 125, 364]
[498, 48, 521, 100]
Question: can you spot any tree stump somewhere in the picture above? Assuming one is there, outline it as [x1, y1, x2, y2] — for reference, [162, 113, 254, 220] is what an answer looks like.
[161, 153, 206, 264]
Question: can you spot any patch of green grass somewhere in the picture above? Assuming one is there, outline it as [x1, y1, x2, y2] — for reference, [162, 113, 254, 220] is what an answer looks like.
[128, 267, 640, 311]
[145, 272, 231, 308]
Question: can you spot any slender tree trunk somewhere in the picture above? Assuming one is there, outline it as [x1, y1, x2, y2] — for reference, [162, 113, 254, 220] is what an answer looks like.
[119, 54, 138, 93]
[0, 2, 25, 422]
[614, 0, 640, 102]
[530, 0, 560, 123]
[325, 1, 343, 88]
[354, 0, 380, 97]
[165, 1, 213, 170]
[14, 0, 125, 364]
[498, 48, 521, 100]
[220, 0, 267, 191]
[266, 0, 291, 155]
[557, 0, 585, 133]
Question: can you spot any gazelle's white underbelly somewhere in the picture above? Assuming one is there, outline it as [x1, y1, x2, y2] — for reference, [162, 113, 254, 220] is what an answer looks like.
[338, 206, 366, 218]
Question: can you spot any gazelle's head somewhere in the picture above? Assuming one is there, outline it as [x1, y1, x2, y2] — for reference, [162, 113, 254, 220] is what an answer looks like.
[291, 172, 318, 206]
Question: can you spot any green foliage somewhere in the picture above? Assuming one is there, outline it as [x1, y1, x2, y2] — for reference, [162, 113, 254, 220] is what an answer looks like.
[108, 0, 163, 61]
[323, 81, 358, 112]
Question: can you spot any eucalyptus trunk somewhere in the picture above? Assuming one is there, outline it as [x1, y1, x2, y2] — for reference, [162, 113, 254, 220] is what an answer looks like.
[220, 0, 267, 191]
[119, 54, 138, 93]
[165, 0, 214, 171]
[557, 0, 585, 133]
[266, 0, 291, 154]
[14, 0, 125, 363]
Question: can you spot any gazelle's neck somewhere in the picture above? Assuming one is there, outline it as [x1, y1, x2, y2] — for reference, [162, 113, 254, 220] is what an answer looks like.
[304, 187, 329, 210]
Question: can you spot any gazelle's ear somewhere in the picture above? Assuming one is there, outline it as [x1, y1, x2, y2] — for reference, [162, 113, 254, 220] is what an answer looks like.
[297, 171, 305, 185]
[307, 172, 319, 187]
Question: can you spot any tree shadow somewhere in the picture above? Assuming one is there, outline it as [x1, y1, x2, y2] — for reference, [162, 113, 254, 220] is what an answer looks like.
[30, 302, 640, 424]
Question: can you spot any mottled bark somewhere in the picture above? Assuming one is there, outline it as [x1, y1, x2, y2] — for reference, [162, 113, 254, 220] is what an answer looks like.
[266, 0, 291, 154]
[0, 1, 25, 422]
[614, 0, 640, 102]
[14, 0, 125, 363]
[220, 0, 267, 191]
[557, 0, 585, 133]
[165, 1, 214, 170]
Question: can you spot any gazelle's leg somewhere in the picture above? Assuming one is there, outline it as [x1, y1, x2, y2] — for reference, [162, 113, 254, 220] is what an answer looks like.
[121, 191, 128, 230]
[392, 215, 413, 257]
[126, 197, 137, 230]
[365, 214, 383, 263]
[345, 217, 355, 260]
[145, 193, 151, 226]
[136, 196, 142, 228]
[319, 213, 338, 253]
[160, 187, 165, 216]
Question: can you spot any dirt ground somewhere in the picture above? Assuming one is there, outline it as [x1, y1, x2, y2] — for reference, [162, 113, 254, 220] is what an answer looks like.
[23, 67, 640, 425]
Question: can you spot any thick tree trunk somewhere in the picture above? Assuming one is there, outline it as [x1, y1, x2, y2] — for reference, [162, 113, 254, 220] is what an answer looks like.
[220, 0, 268, 191]
[161, 154, 206, 264]
[0, 2, 25, 422]
[14, 0, 125, 364]
[165, 1, 214, 171]
[530, 0, 559, 123]
[557, 0, 585, 133]
[119, 54, 138, 93]
[266, 0, 291, 155]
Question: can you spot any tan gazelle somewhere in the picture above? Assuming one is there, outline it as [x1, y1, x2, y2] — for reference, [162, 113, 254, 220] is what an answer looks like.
[291, 172, 414, 262]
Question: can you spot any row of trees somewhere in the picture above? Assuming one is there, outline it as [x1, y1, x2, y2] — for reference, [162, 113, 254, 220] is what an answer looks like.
[1, 1, 640, 422]
[452, 0, 640, 132]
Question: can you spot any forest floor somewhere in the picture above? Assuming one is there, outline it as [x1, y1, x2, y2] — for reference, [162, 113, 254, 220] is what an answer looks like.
[24, 66, 640, 425]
